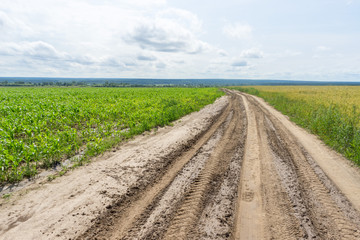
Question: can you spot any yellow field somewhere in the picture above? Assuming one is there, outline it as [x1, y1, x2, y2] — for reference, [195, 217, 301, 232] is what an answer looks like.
[244, 86, 360, 118]
[230, 85, 360, 165]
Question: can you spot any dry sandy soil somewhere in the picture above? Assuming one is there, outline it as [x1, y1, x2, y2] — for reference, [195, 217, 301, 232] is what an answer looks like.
[1, 90, 360, 239]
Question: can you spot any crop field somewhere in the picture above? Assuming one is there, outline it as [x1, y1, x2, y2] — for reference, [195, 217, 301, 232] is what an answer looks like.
[0, 87, 224, 182]
[2, 88, 360, 239]
[230, 86, 360, 165]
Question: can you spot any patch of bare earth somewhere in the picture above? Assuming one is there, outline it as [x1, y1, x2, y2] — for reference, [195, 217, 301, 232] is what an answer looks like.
[1, 90, 360, 240]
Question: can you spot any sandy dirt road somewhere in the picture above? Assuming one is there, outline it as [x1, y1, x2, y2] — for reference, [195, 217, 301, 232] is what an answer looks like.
[1, 90, 360, 239]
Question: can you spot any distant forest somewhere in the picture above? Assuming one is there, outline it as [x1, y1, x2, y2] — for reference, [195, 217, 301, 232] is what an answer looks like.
[1, 77, 360, 87]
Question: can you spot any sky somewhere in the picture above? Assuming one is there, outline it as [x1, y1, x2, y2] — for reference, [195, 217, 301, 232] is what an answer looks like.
[0, 0, 359, 80]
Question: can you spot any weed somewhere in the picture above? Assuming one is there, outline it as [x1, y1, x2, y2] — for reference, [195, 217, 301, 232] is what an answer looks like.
[230, 86, 360, 166]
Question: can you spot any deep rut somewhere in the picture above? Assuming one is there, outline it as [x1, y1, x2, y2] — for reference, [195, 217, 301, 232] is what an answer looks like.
[78, 90, 360, 240]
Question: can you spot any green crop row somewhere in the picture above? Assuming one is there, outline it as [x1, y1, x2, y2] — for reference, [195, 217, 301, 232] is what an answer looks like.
[230, 86, 360, 166]
[0, 87, 224, 182]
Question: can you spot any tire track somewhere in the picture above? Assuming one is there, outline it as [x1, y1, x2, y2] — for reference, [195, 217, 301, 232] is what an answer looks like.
[124, 110, 233, 239]
[233, 90, 304, 239]
[78, 90, 360, 240]
[233, 95, 264, 239]
[193, 96, 247, 239]
[163, 94, 246, 239]
[244, 92, 360, 239]
[78, 98, 232, 240]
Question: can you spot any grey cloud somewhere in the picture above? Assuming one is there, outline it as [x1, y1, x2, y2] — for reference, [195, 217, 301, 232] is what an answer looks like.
[127, 25, 186, 52]
[125, 21, 208, 54]
[173, 60, 185, 64]
[218, 50, 228, 57]
[99, 57, 125, 68]
[67, 55, 98, 65]
[156, 62, 166, 68]
[0, 11, 8, 28]
[124, 60, 138, 67]
[24, 41, 63, 59]
[137, 54, 157, 61]
[0, 41, 128, 69]
[232, 60, 247, 67]
[240, 48, 264, 59]
[0, 41, 63, 60]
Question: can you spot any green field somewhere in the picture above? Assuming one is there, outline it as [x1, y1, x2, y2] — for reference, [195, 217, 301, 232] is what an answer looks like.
[0, 87, 224, 182]
[230, 86, 360, 166]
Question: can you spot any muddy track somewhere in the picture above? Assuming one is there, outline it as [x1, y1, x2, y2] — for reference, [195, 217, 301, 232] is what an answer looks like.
[79, 93, 247, 239]
[2, 90, 360, 240]
[77, 90, 360, 240]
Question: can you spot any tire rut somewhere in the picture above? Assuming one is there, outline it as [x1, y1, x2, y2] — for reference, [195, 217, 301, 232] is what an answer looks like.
[78, 98, 232, 240]
[164, 95, 247, 240]
[193, 96, 247, 239]
[78, 90, 360, 240]
[233, 95, 264, 239]
[124, 110, 233, 239]
[244, 92, 360, 239]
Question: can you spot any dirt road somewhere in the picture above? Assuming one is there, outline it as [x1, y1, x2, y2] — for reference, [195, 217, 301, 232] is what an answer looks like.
[1, 90, 360, 239]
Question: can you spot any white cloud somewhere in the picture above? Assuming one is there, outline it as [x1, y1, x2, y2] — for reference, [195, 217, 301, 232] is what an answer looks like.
[125, 15, 210, 54]
[157, 8, 202, 33]
[137, 53, 157, 61]
[0, 0, 359, 80]
[232, 60, 247, 67]
[217, 49, 228, 57]
[0, 41, 130, 70]
[117, 0, 167, 7]
[99, 57, 126, 68]
[156, 62, 166, 69]
[316, 46, 331, 52]
[0, 10, 33, 38]
[240, 48, 264, 58]
[0, 41, 65, 59]
[272, 50, 302, 57]
[223, 23, 252, 40]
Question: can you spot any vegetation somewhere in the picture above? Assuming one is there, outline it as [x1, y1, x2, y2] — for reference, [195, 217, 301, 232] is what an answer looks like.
[2, 77, 360, 87]
[0, 87, 224, 182]
[230, 86, 360, 166]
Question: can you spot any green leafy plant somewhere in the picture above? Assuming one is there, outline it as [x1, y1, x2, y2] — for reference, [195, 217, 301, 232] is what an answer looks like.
[0, 87, 224, 182]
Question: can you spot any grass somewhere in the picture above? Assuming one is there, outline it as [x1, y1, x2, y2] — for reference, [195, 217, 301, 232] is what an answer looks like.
[0, 87, 224, 183]
[229, 86, 360, 166]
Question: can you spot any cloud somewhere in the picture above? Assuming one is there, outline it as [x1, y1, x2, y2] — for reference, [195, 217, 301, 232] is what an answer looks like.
[124, 9, 209, 54]
[240, 48, 264, 58]
[125, 21, 208, 53]
[275, 50, 302, 57]
[0, 41, 65, 59]
[223, 23, 252, 40]
[99, 57, 125, 68]
[316, 46, 331, 52]
[124, 60, 138, 67]
[0, 11, 10, 28]
[120, 0, 167, 7]
[0, 10, 33, 37]
[0, 17, 4, 28]
[157, 8, 202, 32]
[137, 54, 157, 61]
[232, 60, 247, 67]
[0, 41, 129, 70]
[218, 49, 228, 57]
[173, 59, 185, 64]
[156, 62, 166, 68]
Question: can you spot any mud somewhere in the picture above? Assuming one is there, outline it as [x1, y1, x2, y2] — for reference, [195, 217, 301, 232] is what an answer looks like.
[1, 90, 360, 240]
